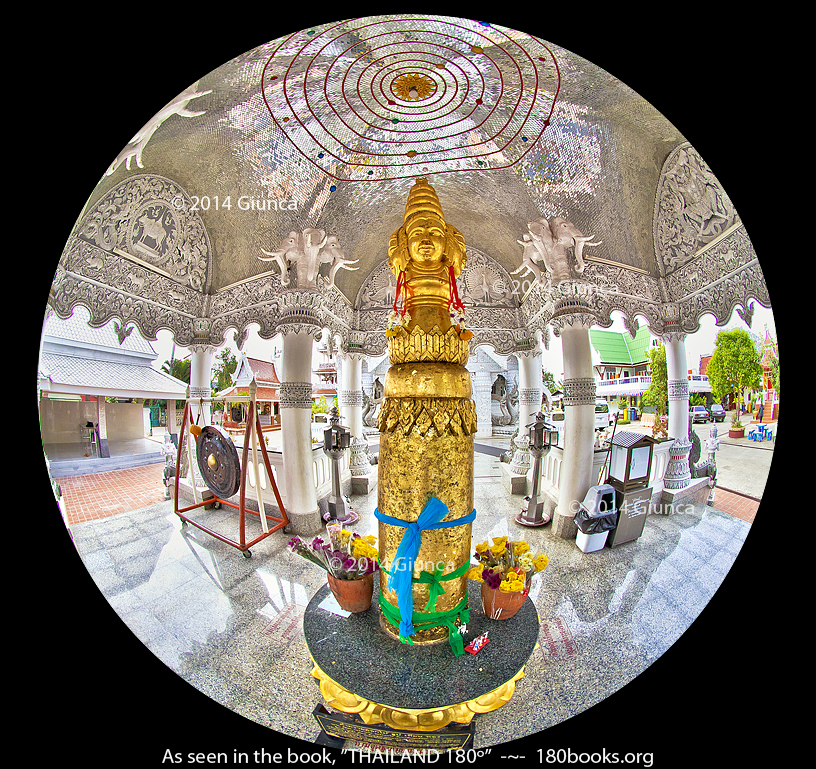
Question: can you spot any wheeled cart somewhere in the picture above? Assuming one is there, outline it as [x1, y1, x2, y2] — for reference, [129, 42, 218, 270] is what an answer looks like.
[173, 380, 289, 557]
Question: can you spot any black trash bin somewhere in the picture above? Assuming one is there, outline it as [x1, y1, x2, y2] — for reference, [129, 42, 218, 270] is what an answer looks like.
[573, 484, 618, 553]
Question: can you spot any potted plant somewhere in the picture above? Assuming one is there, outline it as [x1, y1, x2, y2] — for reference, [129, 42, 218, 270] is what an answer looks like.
[468, 536, 549, 619]
[289, 524, 379, 612]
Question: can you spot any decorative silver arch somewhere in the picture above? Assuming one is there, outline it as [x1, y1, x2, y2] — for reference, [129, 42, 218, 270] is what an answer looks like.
[49, 174, 213, 347]
[652, 142, 770, 335]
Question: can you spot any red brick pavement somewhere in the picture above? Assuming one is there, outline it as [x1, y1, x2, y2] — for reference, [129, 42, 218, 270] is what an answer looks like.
[57, 464, 167, 526]
[708, 487, 759, 524]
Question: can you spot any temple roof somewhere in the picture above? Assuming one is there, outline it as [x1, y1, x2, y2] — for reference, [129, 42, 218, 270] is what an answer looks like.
[38, 311, 188, 400]
[590, 326, 652, 367]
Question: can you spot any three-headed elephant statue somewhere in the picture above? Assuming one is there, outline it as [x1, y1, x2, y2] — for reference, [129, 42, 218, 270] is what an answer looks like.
[515, 217, 602, 285]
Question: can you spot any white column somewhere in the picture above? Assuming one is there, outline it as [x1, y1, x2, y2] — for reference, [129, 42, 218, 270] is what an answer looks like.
[189, 345, 216, 426]
[96, 397, 109, 457]
[665, 335, 689, 439]
[508, 349, 542, 480]
[165, 399, 177, 441]
[553, 321, 596, 539]
[473, 369, 493, 438]
[338, 353, 364, 440]
[339, 351, 375, 494]
[663, 334, 692, 490]
[280, 330, 320, 534]
[517, 349, 543, 431]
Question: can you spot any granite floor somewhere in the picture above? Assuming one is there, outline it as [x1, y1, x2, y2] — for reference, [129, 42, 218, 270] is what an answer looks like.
[60, 449, 756, 757]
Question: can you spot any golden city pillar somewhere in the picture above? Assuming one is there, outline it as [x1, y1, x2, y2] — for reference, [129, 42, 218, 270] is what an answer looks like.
[376, 178, 477, 647]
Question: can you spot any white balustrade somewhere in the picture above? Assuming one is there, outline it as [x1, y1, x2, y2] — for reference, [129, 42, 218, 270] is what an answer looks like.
[597, 374, 710, 395]
[240, 443, 350, 512]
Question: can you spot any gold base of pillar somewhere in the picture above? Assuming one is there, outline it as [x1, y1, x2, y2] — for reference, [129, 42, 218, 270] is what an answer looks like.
[310, 659, 524, 732]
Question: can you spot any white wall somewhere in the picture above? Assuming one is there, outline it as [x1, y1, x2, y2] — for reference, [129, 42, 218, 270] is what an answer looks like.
[40, 399, 146, 443]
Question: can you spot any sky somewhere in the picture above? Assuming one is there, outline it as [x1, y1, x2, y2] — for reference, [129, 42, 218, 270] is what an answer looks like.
[145, 303, 777, 385]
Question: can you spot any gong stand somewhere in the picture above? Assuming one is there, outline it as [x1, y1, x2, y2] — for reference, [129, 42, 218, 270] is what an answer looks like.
[173, 381, 289, 557]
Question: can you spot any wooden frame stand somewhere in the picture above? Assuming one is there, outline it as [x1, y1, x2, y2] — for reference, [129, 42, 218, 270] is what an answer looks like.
[173, 381, 289, 557]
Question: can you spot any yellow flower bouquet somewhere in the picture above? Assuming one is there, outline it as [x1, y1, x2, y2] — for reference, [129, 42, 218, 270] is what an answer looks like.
[468, 536, 549, 594]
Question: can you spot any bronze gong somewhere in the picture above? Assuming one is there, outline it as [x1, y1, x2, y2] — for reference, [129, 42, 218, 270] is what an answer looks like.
[196, 426, 241, 498]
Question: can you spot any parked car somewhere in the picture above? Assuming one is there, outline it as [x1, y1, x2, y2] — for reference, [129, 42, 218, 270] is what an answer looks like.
[709, 404, 726, 422]
[689, 405, 710, 423]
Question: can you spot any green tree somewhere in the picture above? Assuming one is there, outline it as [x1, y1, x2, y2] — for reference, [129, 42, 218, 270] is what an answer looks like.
[161, 355, 190, 411]
[542, 369, 561, 394]
[211, 348, 238, 394]
[162, 356, 191, 383]
[642, 342, 667, 417]
[311, 395, 328, 417]
[706, 328, 763, 427]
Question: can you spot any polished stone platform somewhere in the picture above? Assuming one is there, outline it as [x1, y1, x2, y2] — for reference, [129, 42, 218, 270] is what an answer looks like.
[304, 580, 538, 713]
[56, 444, 761, 757]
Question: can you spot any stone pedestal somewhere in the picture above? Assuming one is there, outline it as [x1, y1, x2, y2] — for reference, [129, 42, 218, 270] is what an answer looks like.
[503, 433, 531, 495]
[659, 476, 711, 515]
[349, 436, 377, 495]
[305, 580, 537, 734]
[500, 462, 528, 495]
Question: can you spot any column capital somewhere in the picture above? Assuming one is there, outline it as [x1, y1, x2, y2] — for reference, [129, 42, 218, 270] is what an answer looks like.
[657, 331, 688, 344]
[337, 350, 367, 363]
[550, 312, 596, 336]
[188, 343, 218, 357]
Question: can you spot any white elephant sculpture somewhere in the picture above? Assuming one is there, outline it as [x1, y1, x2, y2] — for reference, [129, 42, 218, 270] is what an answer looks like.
[259, 231, 301, 287]
[522, 217, 602, 285]
[259, 229, 354, 289]
[323, 234, 359, 287]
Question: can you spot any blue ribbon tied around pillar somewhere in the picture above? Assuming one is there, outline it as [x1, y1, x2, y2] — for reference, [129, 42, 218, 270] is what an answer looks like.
[375, 497, 476, 639]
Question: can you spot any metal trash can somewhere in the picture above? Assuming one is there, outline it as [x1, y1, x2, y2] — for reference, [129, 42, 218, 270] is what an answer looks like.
[573, 484, 618, 553]
[606, 486, 652, 548]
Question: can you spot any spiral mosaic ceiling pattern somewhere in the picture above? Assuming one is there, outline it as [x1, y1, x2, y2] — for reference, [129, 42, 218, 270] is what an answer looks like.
[260, 17, 560, 181]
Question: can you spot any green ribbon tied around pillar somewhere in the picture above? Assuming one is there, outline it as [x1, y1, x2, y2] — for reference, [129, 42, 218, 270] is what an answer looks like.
[375, 497, 476, 656]
[378, 594, 470, 656]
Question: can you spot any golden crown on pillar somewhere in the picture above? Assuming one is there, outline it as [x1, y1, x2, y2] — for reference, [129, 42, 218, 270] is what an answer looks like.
[386, 178, 471, 355]
[388, 180, 467, 321]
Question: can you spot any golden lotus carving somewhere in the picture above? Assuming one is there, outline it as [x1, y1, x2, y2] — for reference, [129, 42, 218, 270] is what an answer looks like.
[311, 661, 525, 730]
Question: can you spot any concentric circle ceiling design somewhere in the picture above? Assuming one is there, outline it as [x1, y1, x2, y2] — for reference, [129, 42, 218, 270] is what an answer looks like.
[260, 16, 560, 181]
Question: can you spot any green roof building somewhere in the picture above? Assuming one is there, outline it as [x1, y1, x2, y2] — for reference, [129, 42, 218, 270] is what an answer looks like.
[590, 326, 653, 400]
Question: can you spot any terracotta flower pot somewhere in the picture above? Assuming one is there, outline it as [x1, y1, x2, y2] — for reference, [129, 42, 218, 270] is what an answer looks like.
[728, 427, 745, 439]
[327, 572, 374, 613]
[480, 582, 528, 620]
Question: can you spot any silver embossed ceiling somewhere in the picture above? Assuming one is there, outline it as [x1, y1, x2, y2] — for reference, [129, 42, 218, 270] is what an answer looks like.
[51, 14, 768, 352]
[77, 15, 682, 298]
